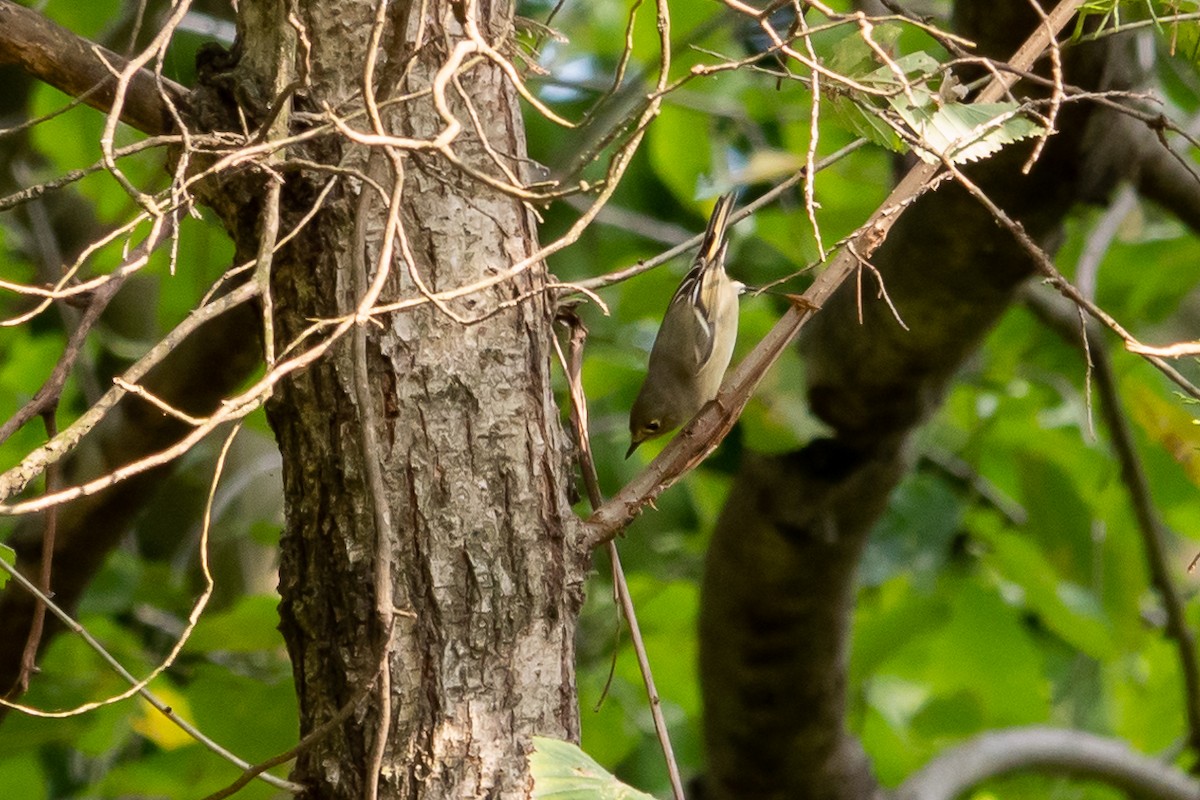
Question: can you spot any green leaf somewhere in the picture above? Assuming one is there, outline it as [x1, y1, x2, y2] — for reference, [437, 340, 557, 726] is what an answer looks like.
[827, 48, 1045, 163]
[827, 92, 904, 152]
[1165, 16, 1200, 64]
[826, 23, 904, 77]
[827, 51, 941, 152]
[187, 594, 286, 654]
[0, 756, 47, 800]
[892, 96, 1046, 165]
[530, 737, 657, 799]
[974, 520, 1117, 659]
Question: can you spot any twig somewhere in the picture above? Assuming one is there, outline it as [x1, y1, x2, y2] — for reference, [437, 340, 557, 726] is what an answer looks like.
[1021, 0, 1065, 172]
[918, 450, 1028, 527]
[8, 410, 60, 698]
[1, 209, 170, 324]
[0, 212, 176, 446]
[2, 424, 230, 718]
[197, 661, 384, 800]
[1127, 340, 1200, 358]
[355, 9, 399, 794]
[0, 280, 261, 503]
[0, 0, 186, 135]
[796, 9, 826, 258]
[255, 178, 283, 367]
[575, 138, 868, 292]
[553, 310, 687, 800]
[943, 163, 1200, 403]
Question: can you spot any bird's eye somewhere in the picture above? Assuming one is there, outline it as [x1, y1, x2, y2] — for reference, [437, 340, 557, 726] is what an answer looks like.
[645, 420, 661, 432]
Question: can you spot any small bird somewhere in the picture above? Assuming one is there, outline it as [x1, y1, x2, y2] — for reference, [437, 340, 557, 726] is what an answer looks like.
[627, 193, 744, 458]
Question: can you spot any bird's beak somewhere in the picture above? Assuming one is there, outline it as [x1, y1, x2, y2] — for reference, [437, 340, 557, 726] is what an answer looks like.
[625, 440, 641, 459]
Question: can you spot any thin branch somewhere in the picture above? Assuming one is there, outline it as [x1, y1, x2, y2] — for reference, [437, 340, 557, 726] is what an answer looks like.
[2, 424, 229, 717]
[0, 280, 260, 503]
[575, 138, 868, 292]
[0, 215, 174, 446]
[8, 411, 60, 698]
[943, 163, 1200, 403]
[1020, 0, 1064, 172]
[1127, 340, 1200, 358]
[198, 661, 385, 800]
[554, 309, 687, 800]
[0, 432, 303, 793]
[355, 11, 399, 792]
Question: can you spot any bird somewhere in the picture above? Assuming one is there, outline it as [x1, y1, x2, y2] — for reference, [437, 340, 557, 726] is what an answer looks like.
[627, 193, 744, 458]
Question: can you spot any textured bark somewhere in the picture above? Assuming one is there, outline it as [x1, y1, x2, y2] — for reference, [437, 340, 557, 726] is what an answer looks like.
[701, 441, 901, 800]
[247, 1, 584, 798]
[699, 5, 1153, 799]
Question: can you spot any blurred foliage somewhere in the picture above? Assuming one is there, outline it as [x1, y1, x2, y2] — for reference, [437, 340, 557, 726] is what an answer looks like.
[0, 0, 1199, 798]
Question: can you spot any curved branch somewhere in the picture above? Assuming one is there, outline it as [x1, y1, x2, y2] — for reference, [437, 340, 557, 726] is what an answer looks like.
[894, 726, 1200, 800]
[0, 0, 186, 136]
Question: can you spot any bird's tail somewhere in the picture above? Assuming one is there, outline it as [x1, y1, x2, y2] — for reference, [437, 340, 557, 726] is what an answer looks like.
[699, 192, 737, 264]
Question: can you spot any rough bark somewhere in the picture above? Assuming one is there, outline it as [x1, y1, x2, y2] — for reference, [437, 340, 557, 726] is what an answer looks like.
[699, 5, 1156, 798]
[239, 1, 585, 798]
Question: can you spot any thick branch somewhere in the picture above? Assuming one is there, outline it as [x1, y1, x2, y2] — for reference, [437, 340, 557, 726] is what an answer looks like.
[894, 727, 1200, 800]
[0, 0, 186, 136]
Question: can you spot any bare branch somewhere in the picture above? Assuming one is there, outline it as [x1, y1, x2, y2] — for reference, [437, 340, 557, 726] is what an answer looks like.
[0, 430, 304, 794]
[944, 161, 1200, 403]
[0, 217, 174, 446]
[553, 309, 686, 800]
[0, 280, 259, 502]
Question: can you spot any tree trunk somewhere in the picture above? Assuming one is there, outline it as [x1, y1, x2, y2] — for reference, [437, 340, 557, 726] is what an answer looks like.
[235, 1, 583, 797]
